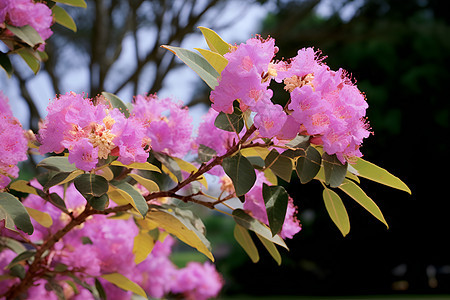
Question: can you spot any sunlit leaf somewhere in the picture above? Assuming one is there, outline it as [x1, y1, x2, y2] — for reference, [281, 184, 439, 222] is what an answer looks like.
[9, 180, 39, 196]
[153, 152, 182, 182]
[195, 48, 228, 73]
[6, 25, 43, 47]
[222, 153, 256, 196]
[353, 158, 411, 194]
[322, 187, 350, 236]
[172, 157, 208, 189]
[198, 26, 231, 55]
[43, 170, 83, 192]
[232, 209, 288, 250]
[37, 156, 77, 173]
[128, 173, 159, 193]
[109, 181, 148, 217]
[0, 192, 33, 234]
[234, 224, 259, 263]
[133, 231, 155, 264]
[52, 5, 77, 32]
[256, 234, 282, 266]
[25, 206, 53, 228]
[17, 48, 40, 74]
[241, 147, 271, 160]
[161, 45, 219, 89]
[339, 179, 388, 228]
[110, 161, 160, 172]
[262, 184, 288, 236]
[53, 0, 87, 7]
[101, 273, 146, 297]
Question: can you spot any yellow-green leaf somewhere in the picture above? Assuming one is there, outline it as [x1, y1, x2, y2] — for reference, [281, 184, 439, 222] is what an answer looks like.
[128, 173, 159, 193]
[234, 224, 259, 263]
[52, 0, 87, 8]
[107, 186, 142, 217]
[172, 157, 207, 189]
[241, 147, 271, 160]
[353, 158, 411, 194]
[17, 48, 40, 74]
[25, 206, 53, 228]
[97, 167, 114, 181]
[256, 233, 282, 266]
[194, 48, 228, 74]
[52, 5, 77, 32]
[9, 180, 39, 196]
[146, 207, 214, 261]
[133, 231, 155, 264]
[110, 161, 160, 173]
[339, 179, 388, 228]
[198, 26, 231, 55]
[322, 187, 350, 236]
[101, 273, 146, 297]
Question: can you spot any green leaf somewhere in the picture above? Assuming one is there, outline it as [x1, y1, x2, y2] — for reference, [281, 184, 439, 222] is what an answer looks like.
[74, 174, 108, 198]
[37, 156, 77, 173]
[85, 194, 109, 211]
[7, 250, 36, 268]
[162, 45, 219, 89]
[232, 209, 288, 250]
[0, 52, 13, 77]
[262, 184, 288, 236]
[322, 187, 350, 236]
[147, 205, 214, 261]
[9, 180, 39, 196]
[153, 152, 182, 182]
[256, 234, 282, 266]
[264, 149, 294, 182]
[0, 237, 27, 254]
[101, 273, 146, 297]
[110, 181, 148, 217]
[198, 144, 217, 163]
[198, 26, 231, 55]
[101, 92, 130, 118]
[234, 224, 259, 263]
[353, 158, 411, 194]
[95, 278, 107, 300]
[52, 5, 77, 32]
[48, 192, 69, 214]
[214, 110, 244, 134]
[222, 153, 256, 196]
[43, 170, 83, 192]
[52, 0, 87, 8]
[195, 48, 228, 73]
[295, 146, 322, 183]
[322, 153, 348, 188]
[339, 179, 388, 228]
[0, 192, 34, 234]
[17, 48, 40, 74]
[6, 25, 44, 47]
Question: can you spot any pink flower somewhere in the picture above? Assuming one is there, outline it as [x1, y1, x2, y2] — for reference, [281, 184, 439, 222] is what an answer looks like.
[0, 92, 28, 189]
[254, 101, 287, 138]
[67, 138, 99, 171]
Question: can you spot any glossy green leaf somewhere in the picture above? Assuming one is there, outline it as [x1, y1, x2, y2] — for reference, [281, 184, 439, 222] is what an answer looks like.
[339, 179, 388, 228]
[52, 0, 87, 8]
[198, 26, 231, 55]
[6, 25, 43, 47]
[48, 192, 69, 214]
[37, 156, 77, 173]
[195, 48, 228, 73]
[322, 153, 348, 187]
[264, 149, 294, 182]
[232, 209, 288, 250]
[101, 273, 146, 297]
[101, 92, 130, 118]
[296, 146, 322, 184]
[52, 5, 77, 32]
[256, 234, 282, 266]
[353, 158, 411, 194]
[214, 110, 244, 134]
[222, 153, 256, 196]
[234, 224, 259, 263]
[262, 183, 288, 236]
[198, 144, 217, 163]
[17, 48, 40, 74]
[161, 45, 219, 89]
[0, 52, 13, 77]
[322, 187, 350, 236]
[147, 205, 214, 261]
[0, 192, 33, 234]
[110, 181, 148, 217]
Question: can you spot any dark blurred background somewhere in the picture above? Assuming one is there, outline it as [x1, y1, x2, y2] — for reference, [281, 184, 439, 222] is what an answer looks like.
[2, 0, 450, 297]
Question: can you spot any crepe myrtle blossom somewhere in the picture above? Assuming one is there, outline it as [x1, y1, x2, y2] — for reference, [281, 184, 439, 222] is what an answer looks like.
[0, 92, 28, 189]
[38, 92, 149, 171]
[0, 0, 53, 50]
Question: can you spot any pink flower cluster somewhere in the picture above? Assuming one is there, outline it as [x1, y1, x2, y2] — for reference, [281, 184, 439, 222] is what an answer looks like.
[132, 94, 193, 158]
[243, 171, 301, 239]
[0, 182, 223, 299]
[0, 0, 53, 50]
[0, 92, 28, 189]
[38, 92, 149, 171]
[210, 37, 371, 163]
